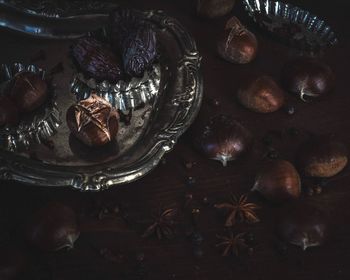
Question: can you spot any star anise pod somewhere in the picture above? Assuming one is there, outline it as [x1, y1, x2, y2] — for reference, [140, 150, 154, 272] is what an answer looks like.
[142, 208, 177, 240]
[214, 194, 260, 227]
[216, 232, 248, 257]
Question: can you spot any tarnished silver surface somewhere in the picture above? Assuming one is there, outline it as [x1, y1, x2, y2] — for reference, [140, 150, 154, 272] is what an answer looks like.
[71, 64, 161, 111]
[0, 63, 61, 152]
[0, 0, 118, 18]
[0, 3, 109, 39]
[243, 0, 338, 50]
[0, 10, 203, 191]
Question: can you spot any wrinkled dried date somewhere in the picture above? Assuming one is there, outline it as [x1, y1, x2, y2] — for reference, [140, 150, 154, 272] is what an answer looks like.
[72, 37, 123, 82]
[110, 8, 157, 77]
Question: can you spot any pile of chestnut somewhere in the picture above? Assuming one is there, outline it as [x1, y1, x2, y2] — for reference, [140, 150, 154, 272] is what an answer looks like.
[193, 0, 345, 251]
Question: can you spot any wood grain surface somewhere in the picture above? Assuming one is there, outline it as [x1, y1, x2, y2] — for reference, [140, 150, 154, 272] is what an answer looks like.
[1, 0, 350, 279]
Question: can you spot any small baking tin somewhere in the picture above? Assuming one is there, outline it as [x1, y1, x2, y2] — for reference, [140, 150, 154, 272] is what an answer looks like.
[243, 0, 338, 51]
[71, 64, 161, 111]
[0, 63, 61, 152]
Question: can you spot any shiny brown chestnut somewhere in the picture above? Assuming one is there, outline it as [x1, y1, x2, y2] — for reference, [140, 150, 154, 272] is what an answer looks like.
[277, 201, 328, 250]
[192, 114, 252, 166]
[237, 75, 285, 113]
[0, 95, 19, 127]
[252, 160, 301, 203]
[66, 94, 119, 147]
[281, 57, 335, 102]
[297, 135, 348, 178]
[7, 71, 48, 112]
[196, 0, 236, 19]
[25, 202, 80, 252]
[217, 17, 258, 64]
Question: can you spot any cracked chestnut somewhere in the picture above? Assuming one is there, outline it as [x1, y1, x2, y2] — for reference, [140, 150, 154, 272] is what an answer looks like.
[217, 17, 258, 64]
[7, 72, 48, 113]
[252, 160, 301, 203]
[192, 115, 252, 166]
[25, 202, 80, 252]
[281, 57, 335, 101]
[277, 201, 328, 250]
[297, 135, 348, 178]
[0, 95, 19, 127]
[237, 75, 285, 113]
[196, 0, 236, 19]
[67, 94, 119, 147]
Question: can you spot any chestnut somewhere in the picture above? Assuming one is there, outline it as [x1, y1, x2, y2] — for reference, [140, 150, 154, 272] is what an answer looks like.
[192, 114, 252, 166]
[277, 201, 328, 250]
[0, 95, 19, 127]
[217, 17, 258, 64]
[252, 160, 301, 203]
[0, 248, 28, 279]
[7, 71, 48, 112]
[281, 57, 335, 101]
[25, 202, 80, 252]
[297, 135, 348, 178]
[196, 0, 236, 19]
[237, 75, 285, 113]
[66, 94, 119, 147]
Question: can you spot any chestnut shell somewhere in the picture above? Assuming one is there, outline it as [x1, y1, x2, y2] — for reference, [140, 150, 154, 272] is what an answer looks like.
[196, 0, 236, 19]
[281, 57, 335, 101]
[277, 201, 328, 250]
[297, 135, 348, 178]
[7, 71, 48, 113]
[0, 96, 19, 127]
[0, 248, 27, 280]
[252, 160, 301, 203]
[237, 75, 285, 113]
[192, 114, 252, 166]
[217, 17, 258, 64]
[66, 94, 119, 147]
[25, 202, 80, 252]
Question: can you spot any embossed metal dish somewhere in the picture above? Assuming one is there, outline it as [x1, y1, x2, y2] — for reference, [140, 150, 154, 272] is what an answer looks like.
[243, 0, 338, 51]
[0, 63, 61, 152]
[0, 10, 202, 191]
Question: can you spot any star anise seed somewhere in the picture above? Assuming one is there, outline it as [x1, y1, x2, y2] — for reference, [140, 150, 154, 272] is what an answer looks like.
[142, 208, 177, 240]
[216, 232, 248, 257]
[214, 194, 260, 227]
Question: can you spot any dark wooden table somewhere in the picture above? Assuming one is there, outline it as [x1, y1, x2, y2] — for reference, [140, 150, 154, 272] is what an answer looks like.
[1, 0, 350, 279]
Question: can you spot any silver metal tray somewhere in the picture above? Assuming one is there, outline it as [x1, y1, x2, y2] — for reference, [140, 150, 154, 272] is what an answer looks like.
[0, 10, 203, 191]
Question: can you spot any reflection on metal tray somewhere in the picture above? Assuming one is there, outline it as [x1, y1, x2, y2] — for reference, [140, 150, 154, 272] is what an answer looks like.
[0, 0, 112, 38]
[243, 0, 338, 51]
[0, 0, 118, 18]
[0, 10, 203, 191]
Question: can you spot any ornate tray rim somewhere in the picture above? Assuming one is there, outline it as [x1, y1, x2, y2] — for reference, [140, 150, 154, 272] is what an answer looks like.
[0, 10, 203, 191]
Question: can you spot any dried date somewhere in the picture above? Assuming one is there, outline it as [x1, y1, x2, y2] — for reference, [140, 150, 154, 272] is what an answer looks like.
[72, 37, 123, 82]
[110, 8, 157, 77]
